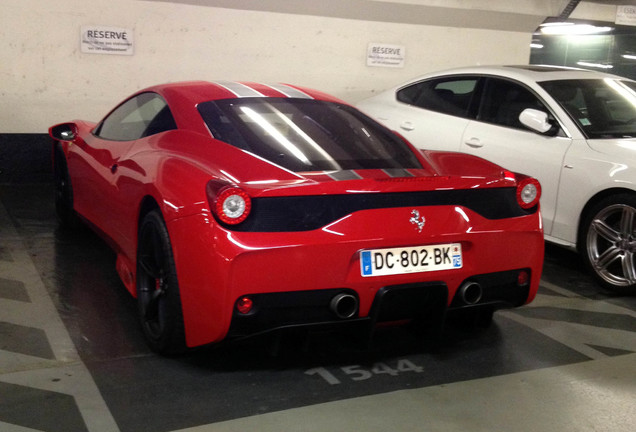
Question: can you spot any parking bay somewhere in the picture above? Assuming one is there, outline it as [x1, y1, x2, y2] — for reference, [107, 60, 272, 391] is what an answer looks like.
[1, 183, 634, 432]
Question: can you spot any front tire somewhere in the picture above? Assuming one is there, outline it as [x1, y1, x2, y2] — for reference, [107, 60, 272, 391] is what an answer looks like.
[53, 145, 78, 227]
[136, 210, 186, 354]
[580, 194, 636, 295]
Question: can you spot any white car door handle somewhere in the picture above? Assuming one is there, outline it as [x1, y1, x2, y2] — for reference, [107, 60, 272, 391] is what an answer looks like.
[400, 121, 415, 131]
[464, 138, 483, 148]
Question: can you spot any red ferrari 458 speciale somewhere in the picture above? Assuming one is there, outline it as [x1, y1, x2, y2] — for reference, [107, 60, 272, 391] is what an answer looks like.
[49, 81, 543, 354]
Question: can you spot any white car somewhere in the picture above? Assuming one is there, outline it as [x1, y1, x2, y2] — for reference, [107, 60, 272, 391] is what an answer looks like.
[357, 65, 636, 295]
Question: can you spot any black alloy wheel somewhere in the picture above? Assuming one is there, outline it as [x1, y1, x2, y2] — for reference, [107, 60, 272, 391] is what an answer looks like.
[581, 194, 636, 295]
[136, 210, 186, 354]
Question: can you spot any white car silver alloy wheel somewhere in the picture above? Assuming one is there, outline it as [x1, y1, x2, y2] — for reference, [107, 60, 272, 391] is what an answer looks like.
[586, 203, 636, 291]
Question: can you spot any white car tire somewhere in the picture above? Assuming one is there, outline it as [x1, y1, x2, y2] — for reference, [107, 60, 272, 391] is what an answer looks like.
[580, 194, 636, 295]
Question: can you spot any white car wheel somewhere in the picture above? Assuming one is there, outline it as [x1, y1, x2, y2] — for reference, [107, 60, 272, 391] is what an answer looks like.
[582, 195, 636, 295]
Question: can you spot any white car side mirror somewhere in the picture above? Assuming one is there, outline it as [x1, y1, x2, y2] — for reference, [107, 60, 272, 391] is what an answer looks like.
[519, 108, 553, 134]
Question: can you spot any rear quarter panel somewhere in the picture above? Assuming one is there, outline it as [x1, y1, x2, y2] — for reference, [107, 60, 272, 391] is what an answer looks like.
[357, 96, 468, 152]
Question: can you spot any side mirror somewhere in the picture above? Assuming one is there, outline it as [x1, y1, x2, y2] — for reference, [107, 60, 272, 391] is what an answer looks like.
[519, 109, 558, 136]
[49, 123, 77, 141]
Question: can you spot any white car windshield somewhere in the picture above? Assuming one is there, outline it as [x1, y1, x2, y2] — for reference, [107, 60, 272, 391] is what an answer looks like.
[540, 79, 636, 139]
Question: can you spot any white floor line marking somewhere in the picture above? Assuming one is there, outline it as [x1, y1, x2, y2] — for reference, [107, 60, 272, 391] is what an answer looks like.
[539, 279, 580, 298]
[0, 202, 120, 432]
[500, 310, 636, 360]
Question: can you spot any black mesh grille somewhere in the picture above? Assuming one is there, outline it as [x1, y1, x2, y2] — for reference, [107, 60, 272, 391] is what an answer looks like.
[224, 187, 534, 232]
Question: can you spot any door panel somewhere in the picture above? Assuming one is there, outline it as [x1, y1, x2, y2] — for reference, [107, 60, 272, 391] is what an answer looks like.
[460, 121, 571, 235]
[457, 77, 576, 235]
[68, 134, 136, 241]
[391, 106, 469, 152]
[69, 92, 176, 245]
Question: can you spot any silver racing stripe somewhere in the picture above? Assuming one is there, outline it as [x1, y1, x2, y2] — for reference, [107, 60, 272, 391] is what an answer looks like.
[266, 83, 314, 99]
[213, 80, 265, 97]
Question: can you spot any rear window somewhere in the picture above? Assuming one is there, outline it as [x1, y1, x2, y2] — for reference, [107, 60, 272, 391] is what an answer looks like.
[198, 98, 422, 172]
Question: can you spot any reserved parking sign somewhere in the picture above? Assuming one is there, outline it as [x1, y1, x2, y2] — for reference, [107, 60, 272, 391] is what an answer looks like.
[81, 26, 134, 55]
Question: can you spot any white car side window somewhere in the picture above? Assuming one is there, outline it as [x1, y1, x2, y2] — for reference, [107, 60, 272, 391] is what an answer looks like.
[479, 79, 548, 130]
[397, 78, 478, 119]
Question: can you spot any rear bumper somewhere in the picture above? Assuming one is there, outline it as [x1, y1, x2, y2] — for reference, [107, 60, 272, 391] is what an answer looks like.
[227, 268, 531, 341]
[167, 205, 544, 348]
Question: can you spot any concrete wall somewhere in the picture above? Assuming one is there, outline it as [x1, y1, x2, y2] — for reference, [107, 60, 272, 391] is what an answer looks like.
[0, 0, 619, 134]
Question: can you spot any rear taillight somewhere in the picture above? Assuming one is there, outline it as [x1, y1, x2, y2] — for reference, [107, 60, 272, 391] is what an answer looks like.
[516, 177, 541, 209]
[206, 180, 252, 225]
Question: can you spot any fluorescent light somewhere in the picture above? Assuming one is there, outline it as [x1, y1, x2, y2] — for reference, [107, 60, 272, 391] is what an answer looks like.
[540, 23, 613, 35]
[577, 61, 613, 69]
[622, 54, 636, 60]
[530, 43, 544, 49]
[540, 22, 574, 28]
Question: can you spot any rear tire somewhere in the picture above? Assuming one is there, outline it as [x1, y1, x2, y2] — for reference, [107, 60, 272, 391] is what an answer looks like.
[579, 194, 636, 295]
[136, 210, 187, 354]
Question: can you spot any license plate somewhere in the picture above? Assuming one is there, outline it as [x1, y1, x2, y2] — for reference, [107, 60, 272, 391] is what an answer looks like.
[360, 243, 462, 277]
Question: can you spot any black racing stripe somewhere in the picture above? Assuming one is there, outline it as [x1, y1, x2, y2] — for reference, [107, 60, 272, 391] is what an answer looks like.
[326, 170, 363, 181]
[383, 168, 414, 178]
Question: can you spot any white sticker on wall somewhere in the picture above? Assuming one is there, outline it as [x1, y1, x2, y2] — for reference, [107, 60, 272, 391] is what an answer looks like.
[616, 5, 636, 26]
[81, 26, 134, 55]
[367, 43, 405, 68]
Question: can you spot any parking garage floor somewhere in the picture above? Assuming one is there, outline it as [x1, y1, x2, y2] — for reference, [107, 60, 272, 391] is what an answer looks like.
[1, 183, 635, 432]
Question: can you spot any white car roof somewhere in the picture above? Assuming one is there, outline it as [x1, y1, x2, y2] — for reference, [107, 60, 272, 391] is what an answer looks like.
[397, 65, 632, 89]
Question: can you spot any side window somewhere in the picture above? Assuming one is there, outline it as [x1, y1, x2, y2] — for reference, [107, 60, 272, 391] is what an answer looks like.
[95, 93, 177, 141]
[478, 79, 547, 130]
[396, 77, 478, 118]
[542, 79, 636, 138]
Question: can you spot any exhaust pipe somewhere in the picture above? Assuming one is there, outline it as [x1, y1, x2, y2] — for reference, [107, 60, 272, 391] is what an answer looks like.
[459, 281, 483, 305]
[330, 293, 358, 319]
